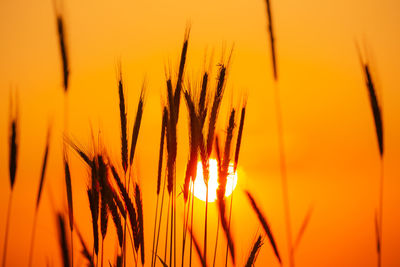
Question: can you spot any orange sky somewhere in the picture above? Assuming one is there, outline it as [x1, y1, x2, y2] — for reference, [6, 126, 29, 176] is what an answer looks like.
[0, 0, 400, 266]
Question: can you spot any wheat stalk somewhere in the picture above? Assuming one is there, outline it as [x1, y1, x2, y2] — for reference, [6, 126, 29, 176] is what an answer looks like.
[2, 91, 19, 267]
[357, 45, 384, 267]
[151, 107, 168, 267]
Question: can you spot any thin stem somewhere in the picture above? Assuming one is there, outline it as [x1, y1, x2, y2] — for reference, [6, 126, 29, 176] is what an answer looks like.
[127, 225, 138, 264]
[151, 194, 160, 267]
[378, 156, 384, 267]
[155, 173, 167, 267]
[28, 211, 39, 267]
[203, 184, 209, 267]
[1, 193, 13, 267]
[224, 180, 235, 267]
[123, 170, 128, 267]
[100, 238, 104, 267]
[71, 228, 74, 267]
[135, 250, 138, 267]
[174, 173, 177, 267]
[212, 215, 220, 267]
[274, 83, 294, 267]
[189, 186, 194, 267]
[181, 202, 187, 267]
[181, 187, 192, 267]
[164, 196, 171, 263]
[169, 194, 174, 267]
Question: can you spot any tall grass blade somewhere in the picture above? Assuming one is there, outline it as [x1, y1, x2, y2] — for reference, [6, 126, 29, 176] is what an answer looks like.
[56, 213, 70, 267]
[28, 126, 51, 267]
[189, 228, 207, 267]
[245, 235, 263, 267]
[264, 0, 277, 80]
[64, 156, 74, 232]
[245, 191, 281, 264]
[36, 126, 51, 209]
[293, 206, 313, 252]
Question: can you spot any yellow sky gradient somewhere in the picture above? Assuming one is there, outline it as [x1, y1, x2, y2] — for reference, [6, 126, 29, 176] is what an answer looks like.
[0, 0, 400, 266]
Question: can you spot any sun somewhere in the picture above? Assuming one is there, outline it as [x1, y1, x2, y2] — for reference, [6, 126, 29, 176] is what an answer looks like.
[191, 158, 238, 202]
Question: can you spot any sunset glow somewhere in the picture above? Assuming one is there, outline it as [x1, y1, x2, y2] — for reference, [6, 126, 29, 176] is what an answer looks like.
[1, 0, 400, 266]
[191, 159, 238, 202]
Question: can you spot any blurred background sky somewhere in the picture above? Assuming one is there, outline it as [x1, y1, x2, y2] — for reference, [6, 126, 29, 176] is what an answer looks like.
[0, 0, 399, 266]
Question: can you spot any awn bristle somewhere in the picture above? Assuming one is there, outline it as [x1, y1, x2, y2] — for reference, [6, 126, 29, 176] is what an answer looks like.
[56, 213, 70, 267]
[245, 235, 263, 267]
[157, 107, 168, 195]
[245, 191, 281, 264]
[264, 0, 277, 80]
[36, 126, 51, 209]
[65, 138, 92, 167]
[118, 69, 128, 173]
[135, 183, 145, 264]
[64, 156, 73, 232]
[129, 86, 145, 166]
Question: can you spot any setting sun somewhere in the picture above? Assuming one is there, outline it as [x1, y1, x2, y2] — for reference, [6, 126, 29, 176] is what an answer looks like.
[1, 0, 400, 265]
[191, 159, 238, 202]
